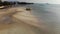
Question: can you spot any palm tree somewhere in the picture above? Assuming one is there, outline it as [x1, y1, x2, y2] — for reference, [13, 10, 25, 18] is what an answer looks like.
[0, 0, 2, 3]
[0, 0, 1, 2]
[0, 0, 2, 6]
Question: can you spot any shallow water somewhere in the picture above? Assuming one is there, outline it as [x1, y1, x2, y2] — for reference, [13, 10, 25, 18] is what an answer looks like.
[19, 4, 60, 34]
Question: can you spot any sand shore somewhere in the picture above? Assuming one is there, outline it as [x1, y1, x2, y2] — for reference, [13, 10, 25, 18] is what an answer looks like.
[0, 7, 47, 34]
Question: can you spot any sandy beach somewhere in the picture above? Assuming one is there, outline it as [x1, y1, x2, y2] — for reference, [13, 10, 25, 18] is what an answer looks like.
[0, 7, 48, 34]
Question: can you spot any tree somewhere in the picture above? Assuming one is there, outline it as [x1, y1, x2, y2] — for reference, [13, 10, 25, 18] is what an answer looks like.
[0, 0, 1, 2]
[0, 0, 3, 6]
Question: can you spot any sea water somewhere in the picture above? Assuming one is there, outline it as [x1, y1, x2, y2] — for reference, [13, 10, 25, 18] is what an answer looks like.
[19, 3, 60, 34]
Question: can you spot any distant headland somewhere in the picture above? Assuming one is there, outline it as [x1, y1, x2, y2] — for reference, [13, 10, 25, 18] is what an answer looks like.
[0, 1, 34, 6]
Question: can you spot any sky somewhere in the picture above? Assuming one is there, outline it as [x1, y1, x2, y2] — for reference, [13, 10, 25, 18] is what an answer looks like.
[2, 0, 60, 4]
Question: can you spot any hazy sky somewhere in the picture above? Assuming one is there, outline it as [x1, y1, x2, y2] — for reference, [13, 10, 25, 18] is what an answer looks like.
[2, 0, 60, 4]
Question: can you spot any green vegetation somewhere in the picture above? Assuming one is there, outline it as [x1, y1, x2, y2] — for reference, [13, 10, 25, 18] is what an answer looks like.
[0, 0, 34, 6]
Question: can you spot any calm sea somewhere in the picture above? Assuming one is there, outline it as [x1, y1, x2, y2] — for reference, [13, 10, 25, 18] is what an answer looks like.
[11, 3, 60, 34]
[19, 4, 60, 34]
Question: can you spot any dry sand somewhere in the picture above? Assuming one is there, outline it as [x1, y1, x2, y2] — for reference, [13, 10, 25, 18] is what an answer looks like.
[0, 7, 48, 34]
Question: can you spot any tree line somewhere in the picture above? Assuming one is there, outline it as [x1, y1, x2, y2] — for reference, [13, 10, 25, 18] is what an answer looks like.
[0, 1, 34, 6]
[0, 1, 16, 6]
